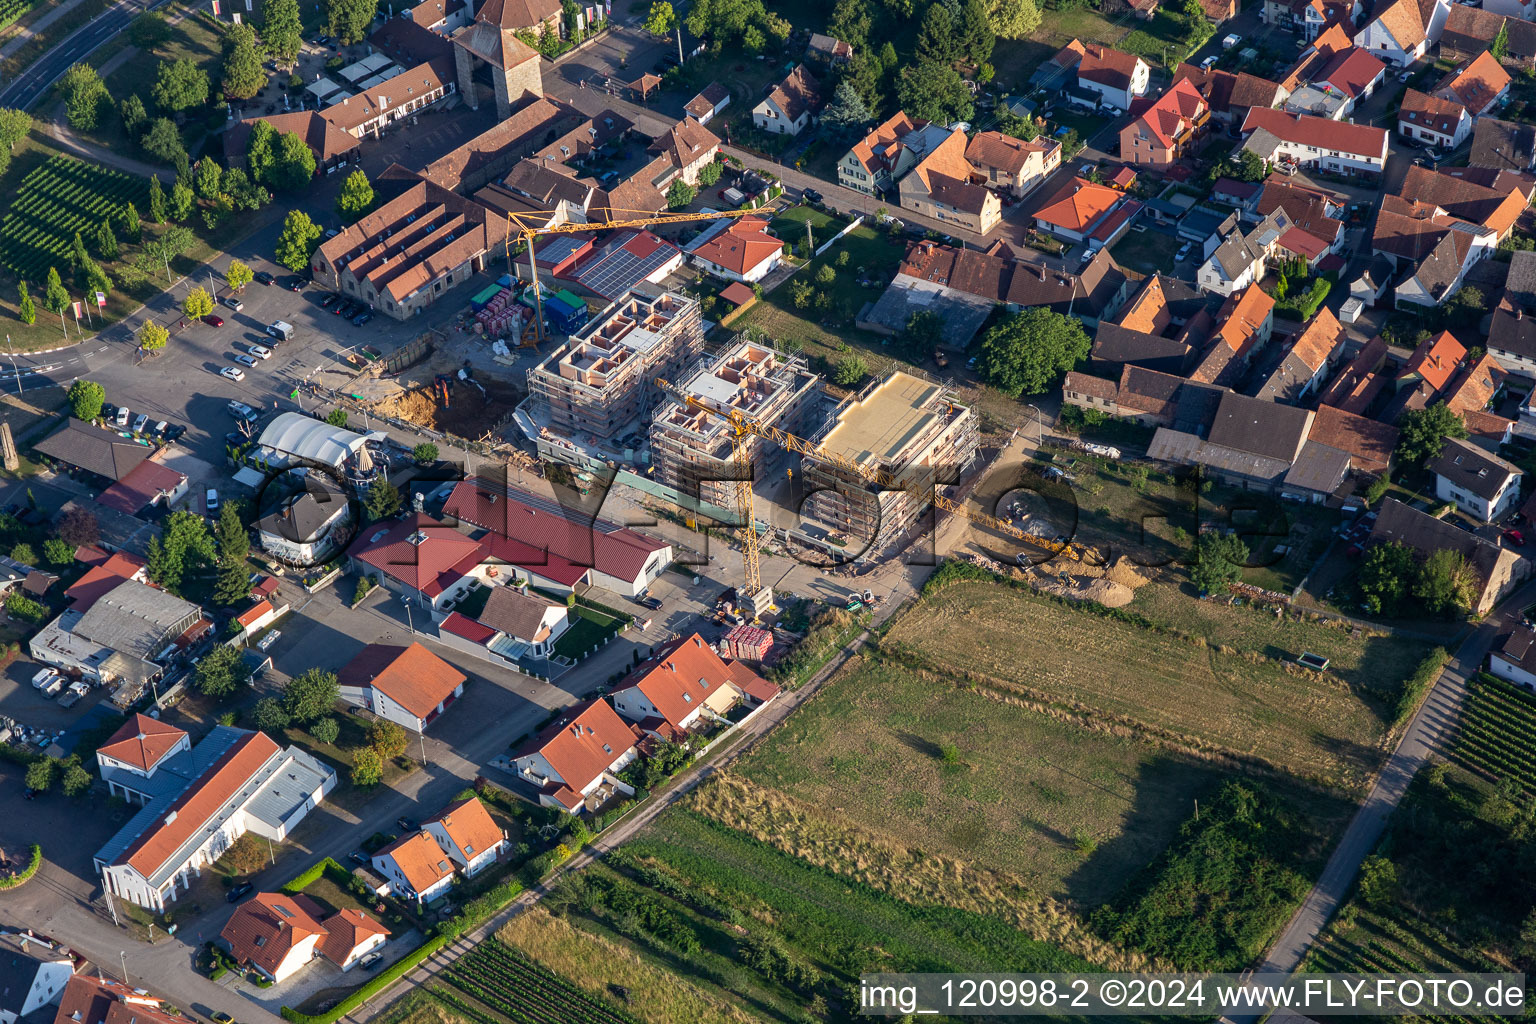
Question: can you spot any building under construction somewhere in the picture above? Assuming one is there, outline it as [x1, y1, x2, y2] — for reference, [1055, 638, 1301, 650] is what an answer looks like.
[524, 288, 703, 452]
[800, 371, 978, 555]
[649, 339, 822, 507]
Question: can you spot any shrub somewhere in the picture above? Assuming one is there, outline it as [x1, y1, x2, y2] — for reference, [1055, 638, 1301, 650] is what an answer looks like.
[310, 717, 339, 745]
[0, 844, 41, 888]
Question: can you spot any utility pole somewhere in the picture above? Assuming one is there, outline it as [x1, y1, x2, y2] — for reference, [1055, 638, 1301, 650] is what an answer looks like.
[119, 951, 128, 987]
[675, 24, 684, 65]
[804, 220, 813, 257]
[418, 728, 428, 767]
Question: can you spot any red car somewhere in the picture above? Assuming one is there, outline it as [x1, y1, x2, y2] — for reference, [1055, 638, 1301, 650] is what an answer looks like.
[1504, 529, 1526, 547]
[203, 314, 225, 327]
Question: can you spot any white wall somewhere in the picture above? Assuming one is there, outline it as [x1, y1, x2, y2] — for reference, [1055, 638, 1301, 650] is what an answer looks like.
[1491, 651, 1536, 690]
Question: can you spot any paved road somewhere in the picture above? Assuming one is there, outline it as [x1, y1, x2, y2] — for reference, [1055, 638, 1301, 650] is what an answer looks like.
[0, 0, 160, 109]
[1217, 581, 1533, 1024]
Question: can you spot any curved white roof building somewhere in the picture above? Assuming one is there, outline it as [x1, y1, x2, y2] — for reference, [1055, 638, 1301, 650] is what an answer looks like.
[257, 412, 387, 469]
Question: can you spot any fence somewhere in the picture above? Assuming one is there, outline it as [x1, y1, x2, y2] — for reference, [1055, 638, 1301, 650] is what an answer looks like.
[813, 214, 864, 258]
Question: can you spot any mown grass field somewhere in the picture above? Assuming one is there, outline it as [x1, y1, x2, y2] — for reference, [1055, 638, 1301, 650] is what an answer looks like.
[884, 581, 1398, 792]
[739, 653, 1226, 905]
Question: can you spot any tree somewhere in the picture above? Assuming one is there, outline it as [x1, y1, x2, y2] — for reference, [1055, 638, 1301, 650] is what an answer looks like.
[412, 442, 439, 463]
[120, 95, 149, 138]
[985, 0, 1039, 37]
[56, 506, 99, 547]
[247, 119, 278, 185]
[92, 217, 118, 261]
[1492, 18, 1509, 60]
[832, 354, 868, 386]
[1357, 854, 1398, 908]
[666, 178, 697, 210]
[220, 834, 268, 875]
[195, 643, 251, 697]
[262, 0, 304, 63]
[364, 478, 402, 521]
[68, 380, 106, 421]
[153, 57, 209, 112]
[147, 510, 215, 592]
[221, 261, 253, 297]
[221, 23, 267, 100]
[24, 757, 55, 793]
[170, 180, 195, 222]
[367, 719, 409, 760]
[275, 210, 321, 271]
[60, 756, 92, 797]
[307, 717, 338, 745]
[815, 263, 836, 285]
[896, 62, 974, 125]
[61, 64, 108, 130]
[194, 157, 223, 200]
[0, 107, 30, 149]
[821, 79, 873, 131]
[42, 537, 73, 565]
[148, 175, 167, 224]
[271, 131, 316, 190]
[1190, 532, 1248, 594]
[350, 746, 384, 786]
[957, 0, 995, 65]
[1358, 541, 1416, 616]
[643, 0, 676, 35]
[915, 2, 958, 64]
[1414, 548, 1475, 618]
[284, 668, 339, 723]
[139, 320, 169, 352]
[697, 160, 722, 187]
[129, 11, 174, 48]
[183, 285, 214, 320]
[252, 696, 291, 732]
[213, 504, 252, 606]
[325, 408, 348, 428]
[43, 267, 68, 313]
[326, 0, 377, 44]
[10, 542, 35, 565]
[223, 167, 269, 212]
[896, 309, 943, 359]
[336, 169, 374, 221]
[16, 283, 34, 325]
[1396, 401, 1468, 467]
[1225, 148, 1267, 183]
[977, 307, 1089, 397]
[829, 0, 870, 47]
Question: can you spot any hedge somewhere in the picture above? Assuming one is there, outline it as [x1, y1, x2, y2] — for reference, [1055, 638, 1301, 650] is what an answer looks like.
[1393, 647, 1450, 728]
[280, 856, 348, 894]
[280, 934, 448, 1024]
[436, 877, 525, 939]
[0, 845, 41, 889]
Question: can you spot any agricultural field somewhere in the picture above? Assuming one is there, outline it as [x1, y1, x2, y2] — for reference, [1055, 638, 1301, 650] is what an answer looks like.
[0, 154, 148, 283]
[439, 939, 639, 1024]
[1448, 673, 1536, 797]
[884, 580, 1399, 792]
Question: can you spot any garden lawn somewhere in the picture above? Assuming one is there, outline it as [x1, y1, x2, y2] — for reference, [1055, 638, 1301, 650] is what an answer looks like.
[1031, 5, 1130, 47]
[884, 581, 1398, 793]
[1111, 227, 1177, 275]
[282, 713, 417, 811]
[739, 654, 1227, 904]
[552, 603, 622, 660]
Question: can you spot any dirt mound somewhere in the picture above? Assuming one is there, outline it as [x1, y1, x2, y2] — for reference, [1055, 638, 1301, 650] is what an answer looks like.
[375, 374, 523, 438]
[1035, 575, 1135, 608]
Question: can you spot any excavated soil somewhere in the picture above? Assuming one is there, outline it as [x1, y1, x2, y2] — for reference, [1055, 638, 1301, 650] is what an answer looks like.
[374, 374, 524, 438]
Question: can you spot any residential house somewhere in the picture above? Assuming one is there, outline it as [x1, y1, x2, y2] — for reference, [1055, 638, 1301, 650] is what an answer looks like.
[1146, 391, 1322, 493]
[1307, 403, 1398, 476]
[256, 476, 352, 566]
[1432, 436, 1523, 521]
[220, 893, 387, 983]
[1240, 107, 1389, 175]
[807, 32, 853, 64]
[346, 513, 487, 611]
[1121, 78, 1210, 167]
[1440, 4, 1506, 61]
[1490, 629, 1536, 690]
[1353, 0, 1450, 65]
[1255, 176, 1346, 251]
[964, 131, 1061, 197]
[1370, 497, 1528, 614]
[686, 217, 783, 283]
[1265, 0, 1361, 38]
[1033, 177, 1143, 247]
[839, 112, 928, 195]
[1197, 208, 1295, 294]
[438, 582, 571, 665]
[34, 419, 154, 485]
[1172, 64, 1289, 126]
[371, 831, 456, 906]
[321, 61, 455, 141]
[0, 932, 73, 1024]
[1320, 333, 1389, 411]
[609, 633, 778, 742]
[752, 65, 823, 135]
[95, 728, 335, 911]
[645, 116, 722, 187]
[222, 111, 361, 178]
[683, 82, 730, 124]
[337, 642, 467, 732]
[423, 796, 508, 877]
[51, 974, 189, 1024]
[898, 128, 1003, 233]
[1471, 117, 1536, 172]
[1489, 306, 1536, 377]
[1074, 42, 1151, 110]
[1398, 89, 1471, 149]
[1190, 282, 1276, 386]
[1436, 49, 1512, 115]
[1284, 46, 1387, 119]
[97, 460, 187, 517]
[511, 696, 643, 811]
[1254, 306, 1349, 403]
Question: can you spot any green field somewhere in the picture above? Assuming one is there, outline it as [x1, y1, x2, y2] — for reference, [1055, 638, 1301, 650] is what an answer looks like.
[884, 580, 1400, 793]
[0, 155, 148, 283]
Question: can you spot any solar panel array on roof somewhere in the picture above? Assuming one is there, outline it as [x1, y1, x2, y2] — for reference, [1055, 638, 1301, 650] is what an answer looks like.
[571, 232, 680, 300]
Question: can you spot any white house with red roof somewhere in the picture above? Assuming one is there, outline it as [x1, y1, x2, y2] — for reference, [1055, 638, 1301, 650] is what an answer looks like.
[512, 697, 643, 811]
[442, 479, 671, 597]
[337, 642, 467, 732]
[95, 714, 192, 804]
[220, 893, 385, 982]
[423, 796, 507, 876]
[1240, 107, 1388, 175]
[94, 727, 336, 911]
[1283, 46, 1386, 119]
[439, 584, 570, 667]
[686, 217, 784, 284]
[370, 831, 456, 906]
[609, 633, 781, 742]
[52, 973, 189, 1024]
[1032, 177, 1144, 247]
[1120, 78, 1210, 168]
[1354, 0, 1450, 65]
[346, 512, 487, 611]
[1070, 41, 1151, 110]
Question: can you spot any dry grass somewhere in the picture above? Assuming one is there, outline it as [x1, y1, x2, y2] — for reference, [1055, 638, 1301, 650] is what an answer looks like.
[740, 654, 1229, 905]
[495, 910, 762, 1024]
[884, 582, 1393, 792]
[379, 992, 476, 1024]
[688, 771, 1161, 969]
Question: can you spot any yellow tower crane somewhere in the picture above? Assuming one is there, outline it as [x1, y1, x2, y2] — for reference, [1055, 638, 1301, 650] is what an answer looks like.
[655, 378, 1081, 607]
[497, 204, 776, 346]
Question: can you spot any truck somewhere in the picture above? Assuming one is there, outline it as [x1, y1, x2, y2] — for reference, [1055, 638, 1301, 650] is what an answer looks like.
[266, 320, 294, 343]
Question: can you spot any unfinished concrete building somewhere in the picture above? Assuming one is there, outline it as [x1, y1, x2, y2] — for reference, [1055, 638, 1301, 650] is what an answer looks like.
[649, 340, 822, 507]
[800, 371, 978, 555]
[524, 289, 704, 448]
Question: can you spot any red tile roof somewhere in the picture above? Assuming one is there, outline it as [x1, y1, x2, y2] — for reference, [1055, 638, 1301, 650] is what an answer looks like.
[338, 642, 466, 720]
[1034, 177, 1123, 233]
[1308, 404, 1398, 475]
[98, 460, 185, 515]
[440, 610, 498, 644]
[318, 908, 388, 967]
[1403, 330, 1467, 391]
[54, 974, 186, 1024]
[426, 796, 502, 861]
[689, 218, 782, 277]
[1241, 107, 1388, 159]
[1078, 42, 1145, 92]
[514, 697, 641, 809]
[615, 633, 742, 732]
[1439, 49, 1511, 112]
[347, 513, 486, 598]
[1128, 78, 1207, 149]
[376, 831, 455, 893]
[1278, 226, 1330, 260]
[220, 893, 328, 976]
[235, 599, 273, 629]
[97, 714, 187, 772]
[1399, 88, 1468, 137]
[1314, 46, 1386, 98]
[66, 550, 146, 612]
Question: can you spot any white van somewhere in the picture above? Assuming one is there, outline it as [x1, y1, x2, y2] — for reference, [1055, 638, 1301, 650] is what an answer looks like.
[31, 667, 57, 689]
[114, 407, 130, 428]
[267, 321, 294, 343]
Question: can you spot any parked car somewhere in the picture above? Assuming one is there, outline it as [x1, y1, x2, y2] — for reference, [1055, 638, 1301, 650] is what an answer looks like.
[203, 314, 225, 327]
[640, 595, 663, 610]
[220, 366, 246, 381]
[206, 488, 220, 512]
[349, 851, 369, 866]
[101, 402, 117, 421]
[115, 407, 131, 428]
[321, 292, 342, 309]
[255, 271, 274, 286]
[165, 424, 187, 441]
[359, 952, 384, 970]
[246, 344, 272, 359]
[235, 354, 258, 368]
[352, 311, 373, 326]
[152, 420, 169, 436]
[802, 187, 823, 204]
[1200, 54, 1218, 70]
[288, 276, 307, 291]
[223, 297, 244, 312]
[1505, 528, 1526, 546]
[397, 816, 418, 832]
[132, 413, 149, 433]
[211, 1012, 235, 1024]
[226, 882, 253, 903]
[32, 667, 58, 689]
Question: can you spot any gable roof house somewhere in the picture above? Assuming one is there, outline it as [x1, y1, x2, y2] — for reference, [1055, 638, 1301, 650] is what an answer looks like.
[1197, 208, 1296, 295]
[1240, 107, 1389, 175]
[1033, 176, 1143, 247]
[1308, 403, 1398, 476]
[1370, 497, 1529, 614]
[1265, 0, 1361, 38]
[1172, 64, 1290, 126]
[1254, 306, 1349, 403]
[1440, 4, 1507, 60]
[1147, 391, 1324, 494]
[1121, 78, 1210, 168]
[1488, 306, 1536, 377]
[609, 632, 779, 741]
[370, 831, 457, 906]
[752, 65, 823, 136]
[337, 642, 467, 732]
[839, 112, 928, 195]
[1435, 49, 1512, 115]
[438, 582, 571, 665]
[897, 128, 1003, 234]
[51, 973, 189, 1024]
[1074, 42, 1152, 110]
[1398, 89, 1471, 149]
[685, 217, 784, 283]
[807, 32, 853, 64]
[423, 796, 508, 877]
[1432, 436, 1523, 521]
[683, 82, 730, 124]
[223, 110, 361, 178]
[1283, 46, 1387, 119]
[346, 512, 488, 610]
[0, 932, 73, 1024]
[94, 727, 336, 911]
[34, 420, 153, 485]
[512, 696, 643, 811]
[220, 893, 386, 982]
[1353, 0, 1451, 65]
[1190, 282, 1277, 387]
[965, 130, 1062, 198]
[1472, 117, 1536, 173]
